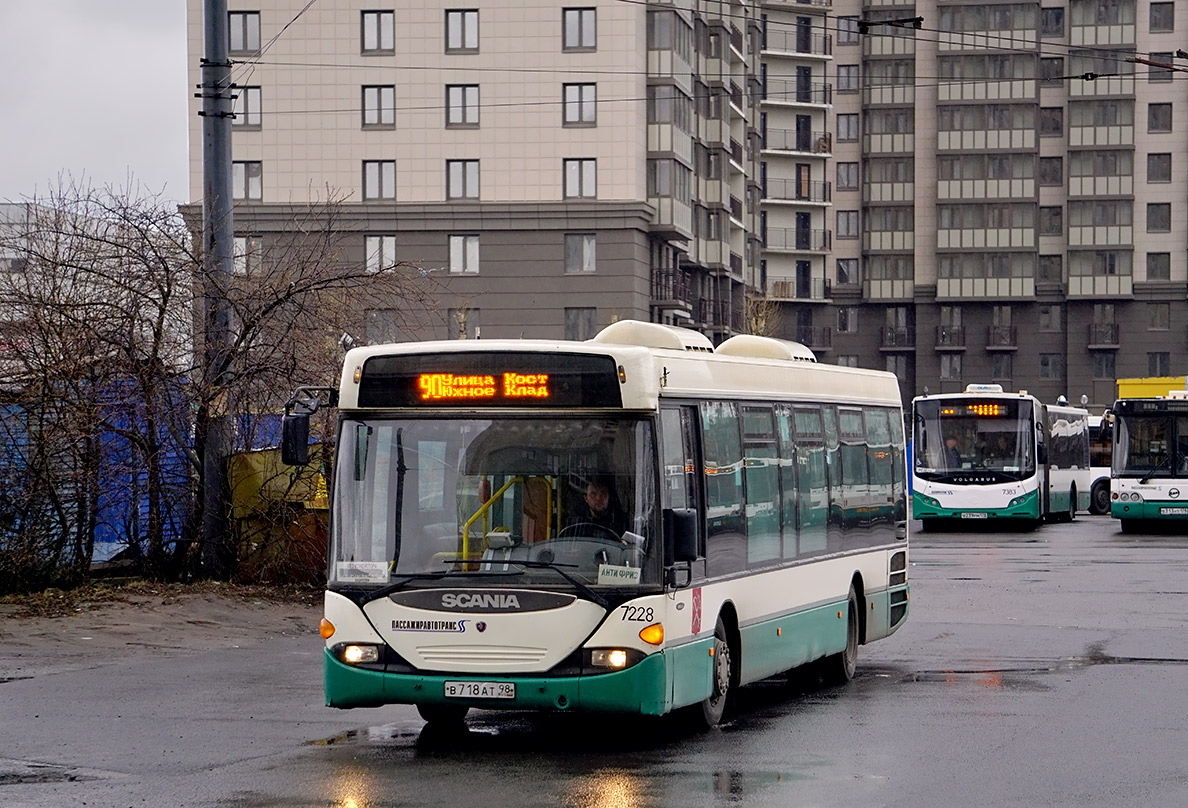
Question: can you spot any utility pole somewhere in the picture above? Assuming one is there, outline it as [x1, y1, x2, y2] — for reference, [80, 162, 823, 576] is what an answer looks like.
[200, 0, 235, 577]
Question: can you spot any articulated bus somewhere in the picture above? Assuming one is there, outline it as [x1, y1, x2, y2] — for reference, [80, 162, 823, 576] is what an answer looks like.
[282, 320, 909, 727]
[1110, 391, 1188, 532]
[911, 384, 1091, 530]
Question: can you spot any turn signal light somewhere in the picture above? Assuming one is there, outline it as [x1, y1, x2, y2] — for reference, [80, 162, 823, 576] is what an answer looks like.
[638, 623, 664, 645]
[319, 618, 336, 639]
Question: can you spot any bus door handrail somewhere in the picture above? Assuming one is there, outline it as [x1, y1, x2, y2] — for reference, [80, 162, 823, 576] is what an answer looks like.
[462, 476, 525, 556]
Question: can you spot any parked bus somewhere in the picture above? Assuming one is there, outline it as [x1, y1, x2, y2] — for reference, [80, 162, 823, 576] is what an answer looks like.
[911, 384, 1091, 530]
[1087, 412, 1113, 515]
[1110, 391, 1188, 532]
[282, 320, 909, 727]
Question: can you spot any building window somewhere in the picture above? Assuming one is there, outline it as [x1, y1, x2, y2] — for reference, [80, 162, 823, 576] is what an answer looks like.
[1039, 156, 1063, 186]
[565, 307, 597, 340]
[837, 306, 859, 333]
[563, 8, 596, 50]
[838, 65, 859, 92]
[1039, 107, 1063, 136]
[886, 355, 907, 377]
[1040, 58, 1064, 85]
[232, 235, 262, 275]
[365, 309, 401, 344]
[1148, 52, 1175, 83]
[1040, 7, 1064, 36]
[565, 234, 596, 272]
[365, 235, 397, 273]
[449, 234, 480, 274]
[232, 161, 262, 201]
[837, 210, 859, 238]
[1149, 302, 1171, 330]
[564, 158, 597, 198]
[1039, 353, 1063, 379]
[447, 160, 479, 199]
[1149, 352, 1171, 375]
[361, 11, 395, 54]
[837, 17, 860, 45]
[446, 9, 479, 52]
[232, 86, 262, 128]
[836, 162, 859, 191]
[1038, 254, 1062, 282]
[1039, 206, 1063, 236]
[836, 258, 858, 285]
[563, 83, 597, 125]
[1147, 203, 1172, 232]
[1149, 103, 1172, 132]
[1147, 252, 1171, 280]
[992, 354, 1012, 381]
[1148, 153, 1172, 183]
[837, 113, 859, 142]
[1092, 352, 1115, 379]
[362, 86, 395, 128]
[940, 354, 962, 380]
[1150, 2, 1174, 32]
[228, 11, 260, 54]
[1039, 304, 1063, 332]
[837, 355, 859, 368]
[363, 160, 396, 200]
[449, 307, 480, 339]
[446, 85, 479, 127]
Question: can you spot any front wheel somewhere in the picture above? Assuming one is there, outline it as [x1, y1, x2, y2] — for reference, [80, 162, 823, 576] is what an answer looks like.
[698, 616, 734, 728]
[416, 703, 470, 725]
[818, 585, 859, 685]
[1090, 480, 1110, 515]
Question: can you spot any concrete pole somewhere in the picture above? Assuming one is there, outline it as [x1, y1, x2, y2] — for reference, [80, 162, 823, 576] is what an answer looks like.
[200, 0, 234, 577]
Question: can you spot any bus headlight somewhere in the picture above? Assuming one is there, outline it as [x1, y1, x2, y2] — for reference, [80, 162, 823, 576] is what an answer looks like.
[340, 644, 380, 665]
[1008, 494, 1029, 507]
[591, 649, 630, 669]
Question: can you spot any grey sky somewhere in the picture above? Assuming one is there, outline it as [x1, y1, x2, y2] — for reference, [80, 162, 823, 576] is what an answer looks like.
[0, 0, 190, 205]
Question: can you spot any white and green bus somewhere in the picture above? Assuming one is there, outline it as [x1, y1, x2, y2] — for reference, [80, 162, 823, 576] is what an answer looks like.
[282, 320, 909, 727]
[1110, 391, 1188, 532]
[912, 384, 1091, 529]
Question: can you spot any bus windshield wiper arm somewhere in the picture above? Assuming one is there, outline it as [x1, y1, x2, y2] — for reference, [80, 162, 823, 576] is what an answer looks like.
[499, 560, 609, 607]
[360, 571, 461, 604]
[1140, 456, 1169, 484]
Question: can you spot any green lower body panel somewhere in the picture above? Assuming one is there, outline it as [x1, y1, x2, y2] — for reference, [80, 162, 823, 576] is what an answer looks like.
[325, 648, 672, 715]
[738, 600, 849, 682]
[1112, 501, 1188, 520]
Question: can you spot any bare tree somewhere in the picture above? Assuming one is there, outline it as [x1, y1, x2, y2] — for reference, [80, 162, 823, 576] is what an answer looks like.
[746, 292, 780, 338]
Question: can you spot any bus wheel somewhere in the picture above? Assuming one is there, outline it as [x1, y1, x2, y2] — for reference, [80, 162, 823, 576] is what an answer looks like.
[1067, 485, 1077, 521]
[1090, 481, 1110, 515]
[416, 703, 470, 725]
[698, 616, 734, 728]
[819, 585, 859, 685]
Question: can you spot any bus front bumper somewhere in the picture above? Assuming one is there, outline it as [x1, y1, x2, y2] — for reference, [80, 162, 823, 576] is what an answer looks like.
[912, 489, 1038, 520]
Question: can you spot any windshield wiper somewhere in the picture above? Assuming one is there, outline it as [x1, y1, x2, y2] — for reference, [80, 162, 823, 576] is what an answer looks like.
[493, 560, 609, 608]
[356, 561, 609, 608]
[1140, 455, 1170, 484]
[358, 571, 463, 605]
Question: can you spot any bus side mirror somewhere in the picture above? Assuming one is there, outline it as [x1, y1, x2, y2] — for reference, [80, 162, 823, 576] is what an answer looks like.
[664, 507, 699, 563]
[281, 412, 310, 466]
[1037, 444, 1048, 465]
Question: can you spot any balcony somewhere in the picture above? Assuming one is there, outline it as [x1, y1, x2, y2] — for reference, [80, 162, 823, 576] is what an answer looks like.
[763, 128, 832, 155]
[880, 326, 915, 350]
[764, 178, 831, 204]
[765, 227, 832, 252]
[795, 325, 832, 350]
[768, 276, 831, 301]
[763, 79, 833, 106]
[935, 325, 966, 350]
[651, 269, 692, 308]
[763, 28, 832, 57]
[1088, 322, 1120, 349]
[986, 325, 1017, 350]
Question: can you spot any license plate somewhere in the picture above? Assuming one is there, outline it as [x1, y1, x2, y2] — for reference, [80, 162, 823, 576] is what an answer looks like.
[1160, 507, 1188, 516]
[961, 512, 988, 519]
[443, 680, 515, 699]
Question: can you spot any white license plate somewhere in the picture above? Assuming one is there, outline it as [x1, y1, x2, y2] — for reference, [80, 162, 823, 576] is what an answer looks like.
[960, 512, 988, 519]
[1160, 507, 1188, 516]
[443, 680, 515, 699]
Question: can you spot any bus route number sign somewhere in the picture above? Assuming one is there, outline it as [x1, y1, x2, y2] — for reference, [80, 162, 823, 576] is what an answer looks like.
[443, 680, 516, 699]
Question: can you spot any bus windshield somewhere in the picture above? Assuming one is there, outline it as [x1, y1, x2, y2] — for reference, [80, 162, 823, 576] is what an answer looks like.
[330, 415, 659, 588]
[913, 398, 1034, 481]
[1113, 414, 1188, 478]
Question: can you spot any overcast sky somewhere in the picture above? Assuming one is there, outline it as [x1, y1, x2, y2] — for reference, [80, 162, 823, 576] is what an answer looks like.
[0, 1, 190, 205]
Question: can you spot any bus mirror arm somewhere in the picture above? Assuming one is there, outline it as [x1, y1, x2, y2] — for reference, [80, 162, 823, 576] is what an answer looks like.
[281, 385, 339, 466]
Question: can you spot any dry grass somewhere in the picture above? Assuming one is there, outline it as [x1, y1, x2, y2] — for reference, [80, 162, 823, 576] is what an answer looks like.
[0, 580, 322, 619]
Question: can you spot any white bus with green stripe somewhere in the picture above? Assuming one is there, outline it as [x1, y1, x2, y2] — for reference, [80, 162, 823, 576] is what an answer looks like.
[912, 385, 1090, 530]
[282, 320, 910, 727]
[1110, 391, 1188, 532]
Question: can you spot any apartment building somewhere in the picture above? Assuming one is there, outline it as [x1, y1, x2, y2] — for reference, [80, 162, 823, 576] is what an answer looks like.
[187, 0, 1186, 405]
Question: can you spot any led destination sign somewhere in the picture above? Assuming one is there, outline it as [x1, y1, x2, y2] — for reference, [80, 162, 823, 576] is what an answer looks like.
[940, 403, 1006, 418]
[358, 352, 622, 408]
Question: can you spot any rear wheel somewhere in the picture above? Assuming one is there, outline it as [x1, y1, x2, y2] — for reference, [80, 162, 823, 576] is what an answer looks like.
[1067, 485, 1077, 521]
[416, 703, 470, 725]
[1090, 480, 1110, 515]
[698, 616, 734, 728]
[819, 585, 859, 685]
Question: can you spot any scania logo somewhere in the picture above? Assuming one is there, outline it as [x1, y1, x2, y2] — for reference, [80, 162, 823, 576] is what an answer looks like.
[441, 592, 522, 610]
[1171, 488, 1181, 499]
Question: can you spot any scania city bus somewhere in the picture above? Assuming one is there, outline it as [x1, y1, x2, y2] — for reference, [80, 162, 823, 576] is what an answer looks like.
[1110, 391, 1188, 532]
[282, 320, 909, 727]
[912, 384, 1090, 529]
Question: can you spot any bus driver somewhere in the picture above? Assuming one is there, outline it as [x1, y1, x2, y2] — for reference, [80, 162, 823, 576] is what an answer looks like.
[567, 477, 629, 538]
